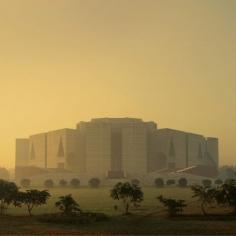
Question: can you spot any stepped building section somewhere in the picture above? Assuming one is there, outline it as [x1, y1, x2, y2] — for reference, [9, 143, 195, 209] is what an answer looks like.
[15, 118, 219, 183]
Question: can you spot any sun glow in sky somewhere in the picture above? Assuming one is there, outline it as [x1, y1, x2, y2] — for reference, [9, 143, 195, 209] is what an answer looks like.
[0, 0, 236, 168]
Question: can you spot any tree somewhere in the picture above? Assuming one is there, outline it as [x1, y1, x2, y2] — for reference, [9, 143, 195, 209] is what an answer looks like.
[214, 179, 236, 214]
[154, 178, 164, 188]
[59, 179, 67, 187]
[178, 178, 188, 187]
[157, 195, 186, 217]
[44, 179, 54, 188]
[20, 179, 31, 188]
[17, 189, 51, 216]
[70, 178, 80, 188]
[202, 179, 212, 187]
[191, 185, 215, 215]
[166, 179, 175, 186]
[55, 194, 81, 216]
[89, 178, 101, 188]
[110, 182, 144, 215]
[0, 180, 19, 215]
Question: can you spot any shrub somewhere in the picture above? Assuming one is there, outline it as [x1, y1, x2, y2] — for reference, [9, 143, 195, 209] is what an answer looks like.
[44, 179, 54, 188]
[89, 178, 101, 188]
[178, 178, 188, 187]
[131, 179, 140, 185]
[202, 179, 212, 187]
[157, 195, 187, 217]
[70, 178, 80, 188]
[20, 179, 31, 188]
[59, 179, 68, 187]
[166, 179, 175, 186]
[215, 179, 223, 185]
[154, 178, 164, 187]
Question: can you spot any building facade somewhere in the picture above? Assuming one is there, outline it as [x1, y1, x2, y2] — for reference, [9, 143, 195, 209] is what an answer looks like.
[15, 118, 219, 182]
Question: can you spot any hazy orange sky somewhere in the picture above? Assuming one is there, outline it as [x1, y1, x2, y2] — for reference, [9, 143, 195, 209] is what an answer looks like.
[0, 0, 235, 168]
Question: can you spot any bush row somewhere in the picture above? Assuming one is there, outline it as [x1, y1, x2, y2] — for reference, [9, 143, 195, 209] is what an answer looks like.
[20, 178, 101, 188]
[154, 178, 226, 188]
[21, 177, 227, 188]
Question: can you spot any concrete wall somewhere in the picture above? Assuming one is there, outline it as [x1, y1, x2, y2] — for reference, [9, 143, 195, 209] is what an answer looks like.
[77, 118, 154, 177]
[122, 124, 147, 176]
[110, 130, 122, 172]
[15, 118, 219, 182]
[15, 139, 29, 167]
[148, 129, 214, 171]
[75, 131, 87, 173]
[147, 132, 167, 172]
[84, 122, 111, 177]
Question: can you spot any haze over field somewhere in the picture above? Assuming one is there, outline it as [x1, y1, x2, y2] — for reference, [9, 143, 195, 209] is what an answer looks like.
[0, 0, 235, 168]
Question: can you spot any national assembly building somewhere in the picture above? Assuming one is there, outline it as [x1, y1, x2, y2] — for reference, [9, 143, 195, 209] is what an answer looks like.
[15, 118, 219, 185]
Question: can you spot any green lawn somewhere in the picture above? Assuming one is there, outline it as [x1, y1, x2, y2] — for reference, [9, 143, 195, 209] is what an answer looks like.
[1, 187, 235, 235]
[9, 187, 195, 215]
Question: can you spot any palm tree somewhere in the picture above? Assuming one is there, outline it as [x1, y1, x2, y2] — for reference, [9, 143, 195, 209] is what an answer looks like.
[55, 194, 81, 216]
[191, 185, 215, 215]
[157, 195, 187, 217]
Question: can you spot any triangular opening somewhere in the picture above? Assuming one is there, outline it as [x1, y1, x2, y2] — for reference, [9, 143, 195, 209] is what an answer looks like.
[30, 143, 35, 160]
[57, 138, 65, 158]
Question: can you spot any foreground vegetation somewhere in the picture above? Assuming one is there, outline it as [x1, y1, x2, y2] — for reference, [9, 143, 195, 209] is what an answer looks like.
[1, 214, 236, 235]
[1, 179, 236, 234]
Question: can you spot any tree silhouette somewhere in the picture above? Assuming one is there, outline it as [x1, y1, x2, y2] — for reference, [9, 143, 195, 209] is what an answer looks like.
[55, 194, 81, 216]
[191, 185, 215, 215]
[157, 195, 186, 217]
[110, 182, 143, 215]
[0, 180, 19, 215]
[214, 179, 236, 214]
[17, 189, 51, 216]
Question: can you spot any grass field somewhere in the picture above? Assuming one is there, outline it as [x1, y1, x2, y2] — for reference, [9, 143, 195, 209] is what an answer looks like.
[1, 187, 236, 235]
[8, 186, 195, 215]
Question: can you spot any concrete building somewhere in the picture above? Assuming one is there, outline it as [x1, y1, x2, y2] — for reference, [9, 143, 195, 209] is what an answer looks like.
[15, 118, 219, 184]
